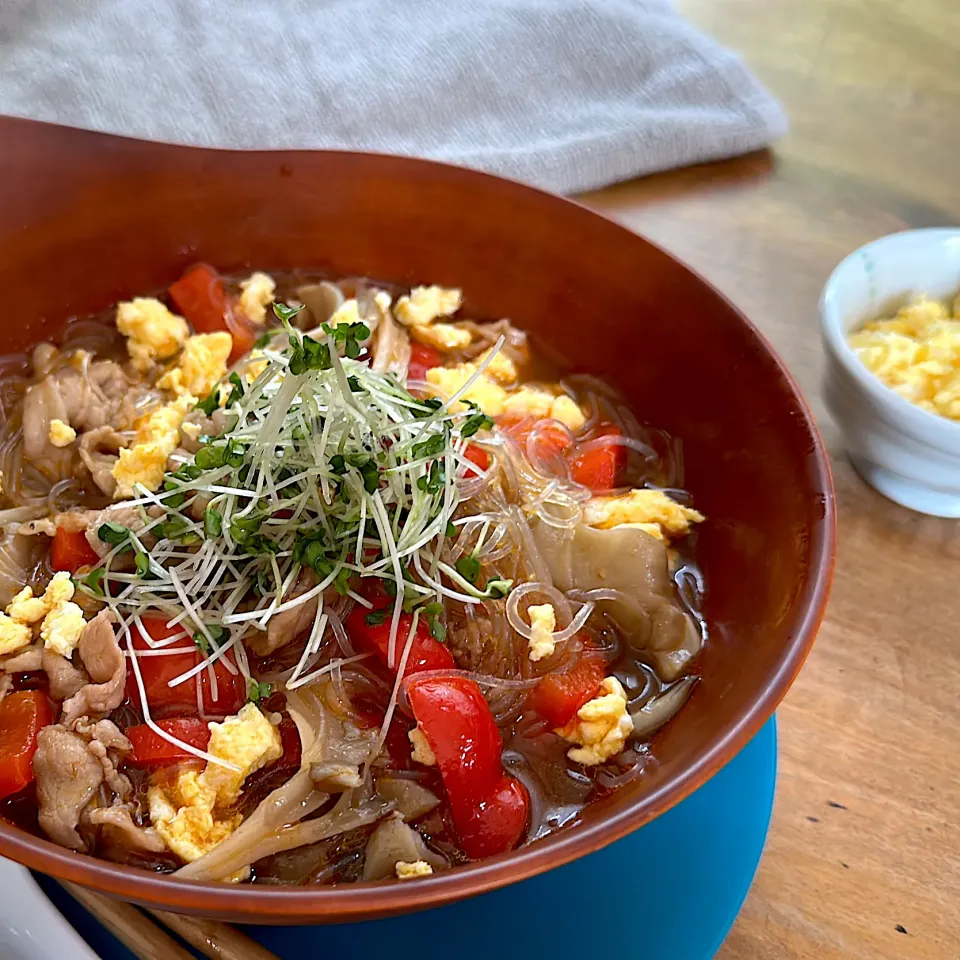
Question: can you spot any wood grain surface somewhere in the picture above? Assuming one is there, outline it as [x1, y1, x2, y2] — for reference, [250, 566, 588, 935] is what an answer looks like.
[579, 1, 960, 956]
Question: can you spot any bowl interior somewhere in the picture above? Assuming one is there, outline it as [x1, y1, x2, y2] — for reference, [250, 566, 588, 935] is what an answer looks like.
[0, 117, 834, 920]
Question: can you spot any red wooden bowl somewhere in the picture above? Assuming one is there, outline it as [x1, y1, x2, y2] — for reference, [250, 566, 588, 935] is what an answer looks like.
[0, 116, 835, 923]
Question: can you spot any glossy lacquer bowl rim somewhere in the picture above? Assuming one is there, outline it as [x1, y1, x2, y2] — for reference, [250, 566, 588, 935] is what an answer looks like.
[0, 125, 836, 921]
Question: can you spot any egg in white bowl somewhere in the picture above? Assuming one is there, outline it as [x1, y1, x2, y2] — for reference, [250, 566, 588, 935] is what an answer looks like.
[821, 227, 960, 517]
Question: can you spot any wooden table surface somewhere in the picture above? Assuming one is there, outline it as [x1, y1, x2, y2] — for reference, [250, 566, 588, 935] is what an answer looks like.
[581, 1, 960, 957]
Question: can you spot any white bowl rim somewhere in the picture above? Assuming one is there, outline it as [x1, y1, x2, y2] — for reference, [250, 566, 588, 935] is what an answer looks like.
[820, 227, 960, 449]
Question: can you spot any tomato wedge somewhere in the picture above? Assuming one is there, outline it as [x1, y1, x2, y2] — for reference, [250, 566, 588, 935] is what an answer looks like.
[346, 604, 455, 677]
[169, 263, 227, 334]
[462, 443, 490, 476]
[568, 423, 626, 492]
[0, 691, 53, 800]
[124, 616, 247, 718]
[408, 342, 442, 383]
[500, 416, 573, 461]
[50, 528, 99, 573]
[126, 717, 211, 768]
[526, 653, 606, 728]
[407, 676, 529, 858]
[168, 263, 257, 364]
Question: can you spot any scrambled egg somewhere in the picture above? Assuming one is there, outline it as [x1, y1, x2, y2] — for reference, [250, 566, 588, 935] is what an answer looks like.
[394, 286, 470, 352]
[408, 726, 436, 766]
[550, 396, 586, 432]
[501, 387, 586, 431]
[0, 617, 32, 656]
[426, 363, 507, 417]
[395, 286, 462, 327]
[2, 572, 87, 657]
[148, 703, 282, 863]
[583, 489, 704, 541]
[527, 603, 557, 662]
[238, 272, 276, 324]
[411, 322, 472, 352]
[148, 770, 241, 864]
[502, 386, 552, 420]
[396, 860, 433, 879]
[201, 702, 283, 804]
[157, 332, 232, 399]
[48, 419, 77, 447]
[40, 603, 88, 658]
[849, 293, 960, 418]
[116, 298, 189, 372]
[328, 299, 361, 328]
[557, 677, 633, 766]
[112, 395, 194, 497]
[476, 348, 518, 385]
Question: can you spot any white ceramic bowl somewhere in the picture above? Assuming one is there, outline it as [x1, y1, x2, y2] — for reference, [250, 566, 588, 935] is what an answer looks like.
[821, 228, 960, 516]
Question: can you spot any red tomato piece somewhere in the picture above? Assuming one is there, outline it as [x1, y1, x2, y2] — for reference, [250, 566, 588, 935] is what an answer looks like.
[345, 604, 455, 677]
[568, 423, 626, 492]
[462, 443, 490, 476]
[406, 676, 529, 858]
[50, 528, 99, 573]
[526, 653, 606, 728]
[500, 416, 574, 460]
[126, 717, 211, 768]
[224, 293, 260, 363]
[168, 263, 228, 334]
[124, 616, 247, 719]
[408, 342, 442, 383]
[168, 264, 256, 365]
[0, 691, 53, 800]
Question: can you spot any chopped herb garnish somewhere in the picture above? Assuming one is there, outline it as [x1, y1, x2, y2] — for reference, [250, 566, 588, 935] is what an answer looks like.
[134, 551, 151, 578]
[160, 517, 191, 541]
[194, 444, 223, 470]
[272, 302, 304, 323]
[84, 567, 106, 597]
[288, 331, 332, 375]
[412, 434, 446, 460]
[413, 397, 444, 418]
[417, 461, 445, 494]
[365, 608, 388, 627]
[248, 679, 272, 704]
[98, 522, 131, 546]
[224, 372, 245, 407]
[195, 390, 220, 416]
[460, 405, 494, 438]
[204, 508, 223, 538]
[455, 553, 481, 584]
[355, 458, 380, 494]
[173, 464, 203, 482]
[321, 320, 371, 361]
[484, 578, 513, 599]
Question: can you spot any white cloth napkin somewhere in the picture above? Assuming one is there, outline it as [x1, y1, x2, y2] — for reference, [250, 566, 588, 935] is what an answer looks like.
[0, 0, 787, 194]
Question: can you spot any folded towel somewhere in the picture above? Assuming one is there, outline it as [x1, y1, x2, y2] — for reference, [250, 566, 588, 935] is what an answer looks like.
[0, 0, 787, 194]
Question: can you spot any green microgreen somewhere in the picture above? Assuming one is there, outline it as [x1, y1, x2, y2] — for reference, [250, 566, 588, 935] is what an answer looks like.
[248, 679, 272, 704]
